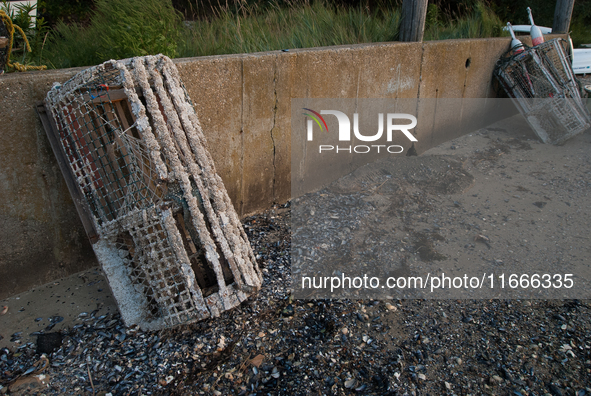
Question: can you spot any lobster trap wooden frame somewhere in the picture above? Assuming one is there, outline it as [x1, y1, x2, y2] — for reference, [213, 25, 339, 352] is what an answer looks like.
[37, 55, 262, 330]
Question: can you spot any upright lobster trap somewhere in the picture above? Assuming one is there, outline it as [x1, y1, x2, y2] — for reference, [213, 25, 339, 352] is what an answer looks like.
[37, 55, 262, 330]
[495, 38, 591, 144]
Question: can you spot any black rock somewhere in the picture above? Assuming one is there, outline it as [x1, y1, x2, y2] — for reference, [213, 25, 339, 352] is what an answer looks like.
[406, 143, 418, 157]
[49, 315, 64, 324]
[548, 383, 564, 396]
[36, 332, 64, 354]
[282, 304, 294, 317]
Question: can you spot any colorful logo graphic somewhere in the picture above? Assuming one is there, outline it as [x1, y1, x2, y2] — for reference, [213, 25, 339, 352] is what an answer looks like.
[303, 108, 328, 133]
[302, 107, 418, 154]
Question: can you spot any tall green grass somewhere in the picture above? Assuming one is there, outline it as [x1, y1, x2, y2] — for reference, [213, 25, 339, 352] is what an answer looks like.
[44, 0, 182, 69]
[424, 2, 506, 41]
[570, 17, 591, 48]
[41, 0, 508, 69]
[179, 2, 400, 58]
[179, 1, 507, 58]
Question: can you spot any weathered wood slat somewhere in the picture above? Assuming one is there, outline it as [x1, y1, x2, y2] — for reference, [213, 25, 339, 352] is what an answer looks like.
[552, 0, 575, 34]
[36, 101, 99, 243]
[399, 0, 428, 42]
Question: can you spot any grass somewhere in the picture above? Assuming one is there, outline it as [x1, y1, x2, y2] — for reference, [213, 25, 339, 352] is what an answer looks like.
[178, 2, 401, 58]
[43, 0, 182, 69]
[179, 1, 510, 59]
[424, 2, 506, 41]
[17, 0, 512, 70]
[570, 17, 591, 49]
[1, 0, 49, 68]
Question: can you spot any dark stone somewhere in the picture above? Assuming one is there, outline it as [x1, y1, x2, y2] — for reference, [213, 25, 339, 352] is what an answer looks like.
[36, 332, 63, 354]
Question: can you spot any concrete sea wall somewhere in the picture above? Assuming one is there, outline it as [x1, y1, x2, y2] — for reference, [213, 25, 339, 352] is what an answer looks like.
[0, 35, 563, 298]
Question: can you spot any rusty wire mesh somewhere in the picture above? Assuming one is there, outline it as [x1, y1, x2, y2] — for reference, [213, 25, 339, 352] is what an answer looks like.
[495, 38, 591, 144]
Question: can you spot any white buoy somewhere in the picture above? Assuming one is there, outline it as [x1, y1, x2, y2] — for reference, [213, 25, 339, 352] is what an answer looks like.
[527, 7, 544, 46]
[507, 22, 524, 54]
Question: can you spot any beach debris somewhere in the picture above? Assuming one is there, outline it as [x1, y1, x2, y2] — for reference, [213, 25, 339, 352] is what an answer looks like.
[39, 55, 263, 331]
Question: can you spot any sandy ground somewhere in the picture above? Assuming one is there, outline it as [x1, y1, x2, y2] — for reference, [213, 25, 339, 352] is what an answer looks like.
[0, 112, 590, 395]
[292, 113, 591, 300]
[2, 114, 590, 347]
[421, 115, 591, 298]
[0, 268, 116, 351]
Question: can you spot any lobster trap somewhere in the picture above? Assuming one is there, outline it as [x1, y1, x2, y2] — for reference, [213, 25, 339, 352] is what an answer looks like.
[36, 55, 262, 330]
[495, 38, 591, 144]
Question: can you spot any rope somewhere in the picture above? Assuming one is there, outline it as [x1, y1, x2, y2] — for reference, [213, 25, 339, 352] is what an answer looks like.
[0, 10, 46, 72]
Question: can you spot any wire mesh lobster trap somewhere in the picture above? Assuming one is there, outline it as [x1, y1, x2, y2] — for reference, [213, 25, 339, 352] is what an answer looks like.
[36, 55, 263, 330]
[495, 38, 591, 144]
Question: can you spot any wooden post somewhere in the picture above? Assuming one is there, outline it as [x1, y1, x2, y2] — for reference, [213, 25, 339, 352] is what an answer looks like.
[552, 0, 575, 34]
[399, 0, 429, 42]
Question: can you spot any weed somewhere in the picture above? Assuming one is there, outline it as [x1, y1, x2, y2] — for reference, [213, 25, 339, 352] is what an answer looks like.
[424, 2, 506, 41]
[44, 0, 182, 68]
[179, 1, 401, 58]
[1, 0, 49, 69]
[40, 0, 522, 69]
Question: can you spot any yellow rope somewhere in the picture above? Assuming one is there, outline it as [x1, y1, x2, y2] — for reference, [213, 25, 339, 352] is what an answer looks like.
[0, 10, 47, 72]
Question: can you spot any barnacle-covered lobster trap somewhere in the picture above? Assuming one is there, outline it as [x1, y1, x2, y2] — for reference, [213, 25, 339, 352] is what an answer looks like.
[37, 55, 262, 330]
[494, 38, 591, 145]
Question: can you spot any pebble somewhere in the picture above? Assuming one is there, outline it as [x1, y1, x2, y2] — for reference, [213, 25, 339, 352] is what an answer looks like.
[0, 203, 588, 395]
[271, 367, 280, 378]
[345, 379, 357, 388]
[549, 383, 564, 395]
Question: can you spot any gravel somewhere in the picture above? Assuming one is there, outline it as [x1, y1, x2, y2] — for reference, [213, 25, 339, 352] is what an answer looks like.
[2, 120, 591, 395]
[1, 202, 590, 395]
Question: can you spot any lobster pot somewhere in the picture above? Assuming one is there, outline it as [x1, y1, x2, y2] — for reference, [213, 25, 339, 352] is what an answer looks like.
[495, 38, 591, 145]
[41, 55, 262, 330]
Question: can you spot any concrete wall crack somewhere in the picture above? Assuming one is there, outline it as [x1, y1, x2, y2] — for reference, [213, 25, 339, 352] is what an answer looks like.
[416, 42, 426, 100]
[240, 58, 245, 216]
[270, 55, 278, 203]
